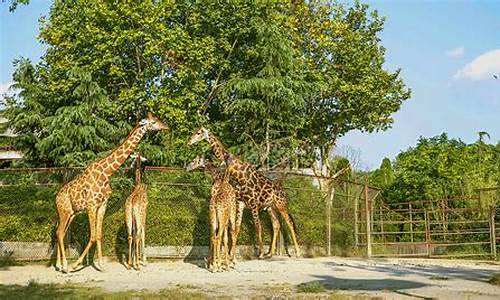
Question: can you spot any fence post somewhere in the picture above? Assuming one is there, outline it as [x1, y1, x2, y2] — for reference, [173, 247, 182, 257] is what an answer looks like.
[425, 210, 431, 258]
[409, 203, 414, 243]
[490, 206, 497, 260]
[354, 190, 359, 249]
[326, 185, 334, 256]
[364, 184, 372, 258]
[380, 206, 385, 243]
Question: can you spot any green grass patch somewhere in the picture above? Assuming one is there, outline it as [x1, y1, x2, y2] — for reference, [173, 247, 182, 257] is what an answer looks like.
[0, 281, 217, 300]
[296, 281, 327, 293]
[488, 273, 500, 286]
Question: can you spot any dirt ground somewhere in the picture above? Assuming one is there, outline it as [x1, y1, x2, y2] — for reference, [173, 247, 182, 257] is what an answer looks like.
[1, 257, 499, 299]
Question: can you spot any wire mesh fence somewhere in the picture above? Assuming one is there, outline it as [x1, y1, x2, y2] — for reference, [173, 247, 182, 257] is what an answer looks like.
[0, 167, 367, 262]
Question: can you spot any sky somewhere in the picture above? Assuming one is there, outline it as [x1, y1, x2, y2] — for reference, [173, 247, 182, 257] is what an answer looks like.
[1, 0, 499, 170]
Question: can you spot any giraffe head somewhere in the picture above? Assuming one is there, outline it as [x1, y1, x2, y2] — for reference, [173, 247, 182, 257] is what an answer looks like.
[188, 127, 210, 145]
[139, 112, 168, 131]
[186, 156, 206, 172]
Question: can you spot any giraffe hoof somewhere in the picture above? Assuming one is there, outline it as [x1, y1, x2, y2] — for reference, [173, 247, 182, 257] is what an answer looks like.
[94, 263, 105, 272]
[70, 263, 84, 272]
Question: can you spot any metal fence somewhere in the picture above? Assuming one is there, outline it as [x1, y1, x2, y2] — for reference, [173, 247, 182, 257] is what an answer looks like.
[0, 167, 370, 262]
[357, 190, 499, 260]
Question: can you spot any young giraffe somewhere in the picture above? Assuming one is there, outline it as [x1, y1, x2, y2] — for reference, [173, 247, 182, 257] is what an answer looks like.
[186, 156, 240, 271]
[125, 154, 148, 270]
[188, 128, 300, 258]
[55, 113, 167, 273]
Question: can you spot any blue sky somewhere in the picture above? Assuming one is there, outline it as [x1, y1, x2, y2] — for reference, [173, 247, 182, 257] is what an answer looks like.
[1, 0, 499, 170]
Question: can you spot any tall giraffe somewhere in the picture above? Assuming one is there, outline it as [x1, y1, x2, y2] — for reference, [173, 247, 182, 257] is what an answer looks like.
[55, 113, 167, 273]
[188, 128, 300, 258]
[125, 154, 148, 270]
[186, 156, 242, 271]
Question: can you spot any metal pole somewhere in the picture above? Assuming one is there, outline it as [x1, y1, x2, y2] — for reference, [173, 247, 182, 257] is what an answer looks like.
[364, 184, 372, 258]
[326, 185, 334, 256]
[425, 210, 431, 258]
[490, 206, 497, 260]
[354, 188, 359, 249]
[409, 203, 414, 243]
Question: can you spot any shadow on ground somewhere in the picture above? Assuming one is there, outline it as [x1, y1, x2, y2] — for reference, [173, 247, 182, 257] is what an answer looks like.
[322, 260, 494, 283]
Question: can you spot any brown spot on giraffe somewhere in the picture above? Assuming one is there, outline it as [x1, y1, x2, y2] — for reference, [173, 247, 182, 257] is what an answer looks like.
[125, 154, 148, 270]
[188, 128, 300, 258]
[54, 113, 167, 273]
[186, 156, 244, 271]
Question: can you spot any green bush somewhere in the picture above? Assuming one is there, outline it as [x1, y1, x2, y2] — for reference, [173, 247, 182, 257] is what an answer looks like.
[0, 170, 357, 258]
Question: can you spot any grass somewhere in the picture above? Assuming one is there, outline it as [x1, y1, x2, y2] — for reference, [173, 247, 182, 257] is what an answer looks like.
[488, 273, 500, 286]
[0, 281, 217, 300]
[296, 281, 327, 293]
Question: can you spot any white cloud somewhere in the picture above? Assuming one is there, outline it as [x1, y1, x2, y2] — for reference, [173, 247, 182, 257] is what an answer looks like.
[454, 49, 500, 80]
[445, 46, 464, 58]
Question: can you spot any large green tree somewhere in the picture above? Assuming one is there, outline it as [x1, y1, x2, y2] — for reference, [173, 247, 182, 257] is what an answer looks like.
[6, 0, 410, 169]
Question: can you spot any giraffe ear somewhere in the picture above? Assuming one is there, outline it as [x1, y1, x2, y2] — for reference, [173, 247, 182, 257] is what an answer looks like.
[139, 119, 148, 126]
[203, 128, 210, 140]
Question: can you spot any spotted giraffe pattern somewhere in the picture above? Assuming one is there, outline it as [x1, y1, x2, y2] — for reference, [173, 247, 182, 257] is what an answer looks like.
[125, 154, 148, 270]
[186, 156, 243, 271]
[55, 113, 166, 273]
[188, 128, 300, 258]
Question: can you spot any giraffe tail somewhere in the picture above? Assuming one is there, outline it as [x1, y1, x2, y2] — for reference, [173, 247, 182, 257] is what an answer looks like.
[288, 213, 298, 236]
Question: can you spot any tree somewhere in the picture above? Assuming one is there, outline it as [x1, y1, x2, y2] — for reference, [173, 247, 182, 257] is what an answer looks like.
[6, 1, 410, 169]
[380, 133, 500, 206]
[294, 1, 410, 179]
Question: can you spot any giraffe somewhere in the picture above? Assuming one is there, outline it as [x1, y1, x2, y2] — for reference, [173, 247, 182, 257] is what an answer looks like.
[186, 156, 242, 271]
[188, 128, 301, 258]
[54, 113, 167, 273]
[125, 154, 148, 270]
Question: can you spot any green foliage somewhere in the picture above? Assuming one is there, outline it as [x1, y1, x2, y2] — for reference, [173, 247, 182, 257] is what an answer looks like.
[0, 170, 342, 257]
[6, 0, 409, 170]
[296, 281, 326, 293]
[377, 133, 500, 205]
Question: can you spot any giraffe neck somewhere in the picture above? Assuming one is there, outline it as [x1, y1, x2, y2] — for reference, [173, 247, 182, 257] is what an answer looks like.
[100, 125, 147, 177]
[227, 157, 252, 184]
[135, 168, 142, 185]
[205, 162, 222, 180]
[207, 132, 229, 162]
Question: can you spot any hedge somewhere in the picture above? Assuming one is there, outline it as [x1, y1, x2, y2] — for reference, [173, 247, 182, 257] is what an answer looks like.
[0, 169, 356, 257]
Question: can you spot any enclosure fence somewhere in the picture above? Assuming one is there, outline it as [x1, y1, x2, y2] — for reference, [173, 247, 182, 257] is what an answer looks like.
[0, 167, 368, 262]
[1, 167, 498, 262]
[357, 189, 499, 260]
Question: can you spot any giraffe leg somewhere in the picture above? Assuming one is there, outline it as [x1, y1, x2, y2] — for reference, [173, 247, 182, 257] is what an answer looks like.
[265, 207, 280, 258]
[56, 212, 73, 273]
[71, 209, 98, 271]
[207, 207, 217, 271]
[221, 215, 230, 270]
[125, 206, 133, 270]
[140, 224, 147, 266]
[229, 201, 243, 267]
[250, 207, 264, 259]
[94, 202, 108, 271]
[140, 207, 147, 266]
[278, 208, 301, 258]
[133, 207, 142, 270]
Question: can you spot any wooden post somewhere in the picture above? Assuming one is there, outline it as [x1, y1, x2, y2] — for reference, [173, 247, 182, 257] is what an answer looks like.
[425, 210, 431, 258]
[354, 189, 359, 249]
[490, 206, 497, 260]
[409, 203, 414, 243]
[364, 184, 372, 258]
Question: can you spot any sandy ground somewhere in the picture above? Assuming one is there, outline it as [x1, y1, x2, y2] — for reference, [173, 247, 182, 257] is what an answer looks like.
[1, 257, 499, 299]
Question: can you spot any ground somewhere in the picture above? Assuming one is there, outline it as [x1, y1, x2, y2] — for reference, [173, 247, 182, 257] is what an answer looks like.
[1, 257, 499, 299]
